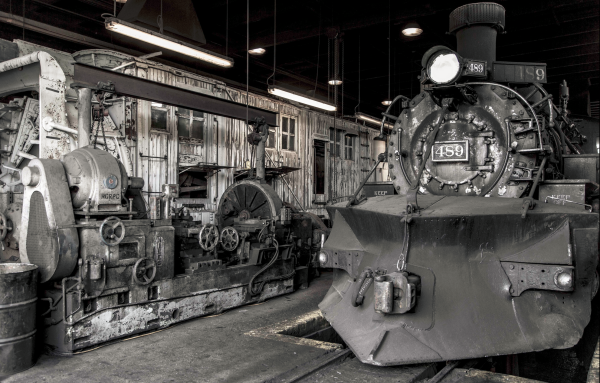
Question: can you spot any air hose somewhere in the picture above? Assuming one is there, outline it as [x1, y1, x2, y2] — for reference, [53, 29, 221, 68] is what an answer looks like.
[249, 238, 283, 296]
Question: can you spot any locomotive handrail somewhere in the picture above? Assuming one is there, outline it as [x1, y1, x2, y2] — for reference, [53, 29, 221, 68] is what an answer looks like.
[375, 95, 409, 140]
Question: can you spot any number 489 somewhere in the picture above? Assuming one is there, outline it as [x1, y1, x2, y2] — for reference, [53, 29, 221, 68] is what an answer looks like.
[435, 145, 464, 158]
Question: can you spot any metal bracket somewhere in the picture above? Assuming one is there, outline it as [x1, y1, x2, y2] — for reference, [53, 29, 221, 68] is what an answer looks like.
[319, 248, 365, 278]
[544, 196, 592, 212]
[501, 262, 574, 296]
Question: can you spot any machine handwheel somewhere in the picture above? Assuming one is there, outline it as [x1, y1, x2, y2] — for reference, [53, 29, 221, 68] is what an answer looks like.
[199, 224, 219, 251]
[99, 216, 126, 246]
[220, 226, 239, 251]
[133, 257, 157, 285]
[0, 212, 8, 241]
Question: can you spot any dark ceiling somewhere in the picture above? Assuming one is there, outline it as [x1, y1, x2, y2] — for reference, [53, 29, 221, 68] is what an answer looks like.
[0, 0, 598, 119]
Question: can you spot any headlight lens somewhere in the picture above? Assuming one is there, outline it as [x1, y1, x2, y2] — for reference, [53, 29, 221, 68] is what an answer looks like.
[319, 251, 328, 264]
[428, 51, 461, 84]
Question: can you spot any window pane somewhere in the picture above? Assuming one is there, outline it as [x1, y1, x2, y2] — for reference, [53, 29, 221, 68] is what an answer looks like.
[282, 135, 288, 150]
[336, 130, 343, 143]
[177, 107, 190, 115]
[192, 110, 204, 118]
[191, 119, 204, 140]
[282, 117, 288, 133]
[329, 129, 335, 141]
[178, 116, 190, 137]
[289, 135, 295, 151]
[151, 108, 167, 130]
[267, 129, 275, 149]
[330, 142, 335, 156]
[290, 119, 295, 135]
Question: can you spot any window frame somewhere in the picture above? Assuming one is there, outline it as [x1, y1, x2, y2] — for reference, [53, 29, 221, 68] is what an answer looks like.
[280, 115, 297, 152]
[150, 102, 169, 132]
[329, 128, 344, 158]
[344, 134, 355, 161]
[176, 107, 205, 142]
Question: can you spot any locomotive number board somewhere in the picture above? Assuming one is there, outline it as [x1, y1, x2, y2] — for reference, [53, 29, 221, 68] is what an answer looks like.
[432, 140, 469, 162]
[463, 59, 487, 77]
[492, 61, 547, 84]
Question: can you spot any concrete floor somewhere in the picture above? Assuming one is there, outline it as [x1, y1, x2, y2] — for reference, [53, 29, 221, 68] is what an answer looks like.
[7, 273, 337, 383]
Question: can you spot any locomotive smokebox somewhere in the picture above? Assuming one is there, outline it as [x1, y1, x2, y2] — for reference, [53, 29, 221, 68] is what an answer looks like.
[450, 3, 505, 67]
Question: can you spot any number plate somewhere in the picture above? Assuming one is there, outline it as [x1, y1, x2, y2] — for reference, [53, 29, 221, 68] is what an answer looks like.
[463, 59, 487, 77]
[492, 61, 547, 84]
[432, 140, 469, 162]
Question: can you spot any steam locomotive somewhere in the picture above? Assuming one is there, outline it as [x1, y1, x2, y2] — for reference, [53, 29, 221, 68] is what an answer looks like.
[318, 2, 599, 368]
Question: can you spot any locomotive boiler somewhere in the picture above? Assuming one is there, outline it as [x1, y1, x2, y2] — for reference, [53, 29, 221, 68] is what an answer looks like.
[318, 2, 599, 367]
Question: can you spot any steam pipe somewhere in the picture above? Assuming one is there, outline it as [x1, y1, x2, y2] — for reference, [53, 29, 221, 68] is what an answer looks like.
[254, 121, 269, 180]
[77, 88, 92, 148]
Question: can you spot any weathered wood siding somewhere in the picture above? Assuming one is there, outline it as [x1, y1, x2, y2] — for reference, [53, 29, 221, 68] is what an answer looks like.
[74, 50, 384, 217]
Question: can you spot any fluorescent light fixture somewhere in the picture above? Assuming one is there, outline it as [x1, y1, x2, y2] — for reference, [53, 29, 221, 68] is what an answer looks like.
[382, 99, 393, 106]
[268, 85, 336, 111]
[151, 102, 163, 107]
[402, 22, 423, 36]
[105, 18, 234, 68]
[328, 78, 342, 86]
[248, 48, 266, 55]
[355, 112, 393, 129]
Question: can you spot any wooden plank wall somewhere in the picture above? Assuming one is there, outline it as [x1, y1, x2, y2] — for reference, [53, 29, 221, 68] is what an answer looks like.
[79, 51, 387, 218]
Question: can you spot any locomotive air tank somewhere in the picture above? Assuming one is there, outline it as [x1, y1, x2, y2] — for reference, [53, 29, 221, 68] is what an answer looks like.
[318, 2, 599, 368]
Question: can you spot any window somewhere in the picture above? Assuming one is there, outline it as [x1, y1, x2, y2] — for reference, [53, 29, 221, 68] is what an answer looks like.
[176, 107, 204, 140]
[150, 102, 168, 131]
[281, 116, 296, 151]
[345, 135, 354, 160]
[267, 126, 276, 149]
[329, 128, 343, 157]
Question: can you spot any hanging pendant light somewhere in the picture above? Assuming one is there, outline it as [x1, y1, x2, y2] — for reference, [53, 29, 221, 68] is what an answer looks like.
[381, 1, 392, 105]
[328, 35, 342, 86]
[402, 21, 423, 37]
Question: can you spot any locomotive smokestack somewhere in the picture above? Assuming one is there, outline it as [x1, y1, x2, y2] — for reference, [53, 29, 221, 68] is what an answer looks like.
[449, 3, 505, 67]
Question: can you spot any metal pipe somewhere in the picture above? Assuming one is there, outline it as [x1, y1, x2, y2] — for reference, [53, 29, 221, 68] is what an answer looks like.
[17, 151, 36, 160]
[42, 117, 78, 135]
[0, 51, 44, 73]
[76, 88, 92, 148]
[528, 156, 547, 198]
[256, 135, 266, 180]
[347, 157, 383, 207]
[530, 94, 553, 109]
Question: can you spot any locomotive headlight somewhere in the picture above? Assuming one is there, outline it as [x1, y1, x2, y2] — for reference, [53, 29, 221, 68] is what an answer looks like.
[426, 50, 462, 84]
[319, 251, 328, 265]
